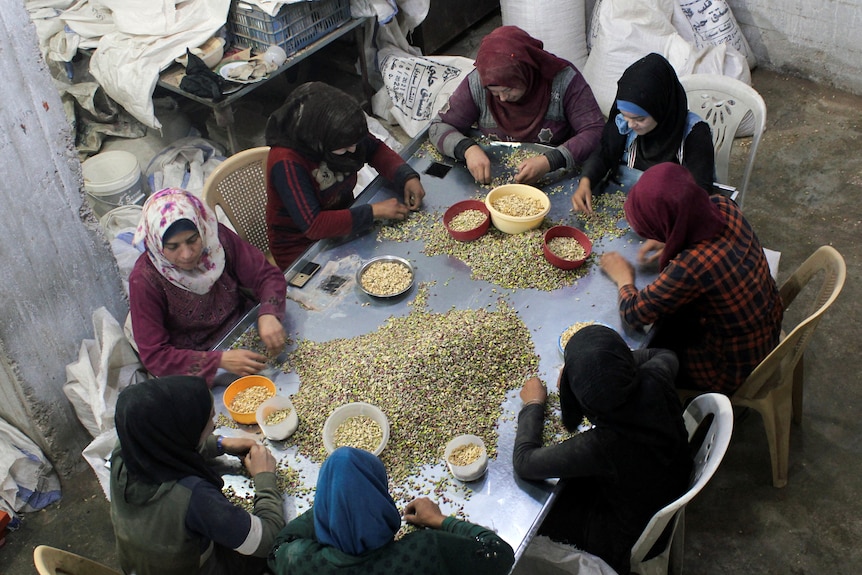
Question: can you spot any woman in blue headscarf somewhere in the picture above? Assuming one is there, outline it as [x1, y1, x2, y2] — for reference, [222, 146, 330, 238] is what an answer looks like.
[571, 53, 716, 214]
[269, 447, 515, 575]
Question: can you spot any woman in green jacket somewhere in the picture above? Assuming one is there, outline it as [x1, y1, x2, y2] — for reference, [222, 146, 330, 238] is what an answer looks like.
[269, 447, 514, 575]
[110, 376, 284, 575]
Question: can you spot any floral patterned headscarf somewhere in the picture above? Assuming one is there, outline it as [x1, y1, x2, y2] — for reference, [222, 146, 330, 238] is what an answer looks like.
[134, 188, 225, 294]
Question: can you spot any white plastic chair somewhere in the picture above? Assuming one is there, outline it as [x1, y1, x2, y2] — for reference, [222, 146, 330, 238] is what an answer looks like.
[629, 393, 733, 575]
[680, 74, 766, 207]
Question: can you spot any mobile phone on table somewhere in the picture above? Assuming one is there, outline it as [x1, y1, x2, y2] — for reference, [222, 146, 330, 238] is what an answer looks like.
[288, 261, 321, 288]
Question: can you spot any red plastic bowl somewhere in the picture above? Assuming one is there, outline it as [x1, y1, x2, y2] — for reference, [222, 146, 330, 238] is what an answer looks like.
[443, 200, 491, 242]
[543, 226, 592, 270]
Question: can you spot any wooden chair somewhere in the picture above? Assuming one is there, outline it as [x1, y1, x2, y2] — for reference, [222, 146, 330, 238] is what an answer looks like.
[680, 74, 766, 207]
[630, 393, 734, 575]
[34, 544, 121, 575]
[201, 146, 273, 263]
[680, 245, 846, 487]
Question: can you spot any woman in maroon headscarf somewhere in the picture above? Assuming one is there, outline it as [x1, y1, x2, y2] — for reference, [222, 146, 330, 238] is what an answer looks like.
[599, 163, 783, 394]
[428, 26, 604, 185]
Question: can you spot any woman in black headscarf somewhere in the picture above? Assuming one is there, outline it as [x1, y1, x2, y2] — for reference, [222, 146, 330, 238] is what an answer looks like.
[513, 325, 693, 574]
[265, 82, 426, 271]
[109, 376, 284, 575]
[572, 53, 715, 213]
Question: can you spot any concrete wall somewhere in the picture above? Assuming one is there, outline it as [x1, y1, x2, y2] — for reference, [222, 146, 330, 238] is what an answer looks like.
[728, 0, 862, 95]
[582, 0, 862, 96]
[0, 0, 129, 476]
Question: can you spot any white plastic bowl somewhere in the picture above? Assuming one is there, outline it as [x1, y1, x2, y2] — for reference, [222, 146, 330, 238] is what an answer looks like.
[444, 434, 488, 482]
[323, 402, 390, 456]
[255, 395, 299, 441]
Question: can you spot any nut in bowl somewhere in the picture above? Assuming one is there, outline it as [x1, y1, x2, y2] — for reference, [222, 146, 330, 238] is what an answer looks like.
[484, 184, 550, 234]
[323, 402, 390, 456]
[223, 375, 277, 425]
[444, 434, 488, 482]
[543, 225, 592, 270]
[558, 321, 603, 357]
[356, 255, 415, 298]
[255, 395, 299, 441]
[443, 199, 490, 241]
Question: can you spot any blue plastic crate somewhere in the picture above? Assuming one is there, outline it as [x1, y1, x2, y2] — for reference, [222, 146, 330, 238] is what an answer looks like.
[229, 0, 351, 55]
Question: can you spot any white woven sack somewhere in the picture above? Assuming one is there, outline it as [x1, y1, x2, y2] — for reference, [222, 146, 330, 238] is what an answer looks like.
[583, 0, 679, 117]
[63, 307, 142, 438]
[583, 0, 750, 117]
[0, 416, 61, 515]
[510, 536, 618, 575]
[501, 0, 589, 70]
[671, 0, 756, 69]
[375, 47, 475, 138]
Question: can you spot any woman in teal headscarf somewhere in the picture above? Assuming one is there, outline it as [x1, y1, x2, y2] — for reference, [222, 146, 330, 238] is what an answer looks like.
[269, 447, 515, 575]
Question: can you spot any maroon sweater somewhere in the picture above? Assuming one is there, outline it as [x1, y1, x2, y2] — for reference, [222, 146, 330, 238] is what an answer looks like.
[129, 224, 287, 385]
[265, 134, 417, 270]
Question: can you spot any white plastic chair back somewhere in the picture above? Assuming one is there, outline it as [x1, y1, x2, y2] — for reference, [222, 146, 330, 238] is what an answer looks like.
[680, 74, 766, 207]
[629, 393, 733, 575]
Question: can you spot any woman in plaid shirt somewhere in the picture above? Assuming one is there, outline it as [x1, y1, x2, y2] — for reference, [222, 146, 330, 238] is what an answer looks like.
[600, 163, 783, 393]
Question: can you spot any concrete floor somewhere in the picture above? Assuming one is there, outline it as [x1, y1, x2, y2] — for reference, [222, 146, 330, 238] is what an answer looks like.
[5, 11, 862, 575]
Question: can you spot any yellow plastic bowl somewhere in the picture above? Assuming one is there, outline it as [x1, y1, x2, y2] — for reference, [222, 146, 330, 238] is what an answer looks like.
[485, 184, 551, 234]
[223, 375, 276, 425]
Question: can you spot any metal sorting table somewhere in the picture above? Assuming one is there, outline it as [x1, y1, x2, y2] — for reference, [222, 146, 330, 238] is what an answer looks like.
[157, 17, 371, 155]
[212, 138, 652, 561]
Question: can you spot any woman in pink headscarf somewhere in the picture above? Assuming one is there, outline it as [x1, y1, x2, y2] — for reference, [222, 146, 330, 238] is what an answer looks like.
[129, 188, 288, 385]
[599, 163, 782, 393]
[429, 26, 604, 185]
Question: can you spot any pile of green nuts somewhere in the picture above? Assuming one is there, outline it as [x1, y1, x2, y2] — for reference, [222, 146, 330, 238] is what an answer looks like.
[288, 298, 540, 485]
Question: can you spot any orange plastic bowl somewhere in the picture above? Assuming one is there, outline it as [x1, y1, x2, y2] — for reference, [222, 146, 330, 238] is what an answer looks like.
[543, 226, 592, 270]
[443, 200, 490, 241]
[223, 375, 276, 425]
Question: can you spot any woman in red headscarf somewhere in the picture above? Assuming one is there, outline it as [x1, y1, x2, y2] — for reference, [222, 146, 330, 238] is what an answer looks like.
[599, 163, 783, 394]
[428, 26, 604, 185]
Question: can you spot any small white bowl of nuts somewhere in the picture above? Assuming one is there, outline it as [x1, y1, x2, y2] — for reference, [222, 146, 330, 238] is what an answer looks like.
[356, 255, 415, 299]
[323, 402, 390, 456]
[255, 395, 298, 441]
[444, 434, 488, 482]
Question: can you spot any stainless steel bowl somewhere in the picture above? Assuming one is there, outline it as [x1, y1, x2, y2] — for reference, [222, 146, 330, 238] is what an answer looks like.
[356, 255, 415, 298]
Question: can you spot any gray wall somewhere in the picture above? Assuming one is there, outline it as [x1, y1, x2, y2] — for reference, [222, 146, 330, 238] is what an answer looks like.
[0, 0, 129, 476]
[728, 0, 862, 95]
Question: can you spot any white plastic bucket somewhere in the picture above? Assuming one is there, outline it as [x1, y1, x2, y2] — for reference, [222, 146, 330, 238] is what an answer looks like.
[82, 151, 145, 218]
